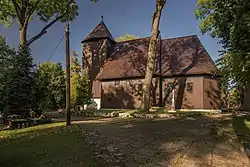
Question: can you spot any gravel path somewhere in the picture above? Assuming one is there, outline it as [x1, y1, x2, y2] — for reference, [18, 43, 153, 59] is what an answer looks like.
[74, 116, 249, 167]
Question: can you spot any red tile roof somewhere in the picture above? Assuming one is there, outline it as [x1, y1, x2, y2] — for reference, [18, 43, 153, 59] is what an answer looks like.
[97, 35, 219, 80]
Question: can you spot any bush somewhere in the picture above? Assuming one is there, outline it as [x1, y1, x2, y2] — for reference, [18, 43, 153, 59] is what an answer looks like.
[29, 111, 36, 118]
[36, 118, 52, 124]
[85, 100, 98, 111]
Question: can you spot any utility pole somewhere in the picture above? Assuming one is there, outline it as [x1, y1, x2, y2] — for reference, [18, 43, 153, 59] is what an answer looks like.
[65, 22, 71, 126]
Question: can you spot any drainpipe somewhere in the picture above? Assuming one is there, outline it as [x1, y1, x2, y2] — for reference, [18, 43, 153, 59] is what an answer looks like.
[158, 33, 163, 107]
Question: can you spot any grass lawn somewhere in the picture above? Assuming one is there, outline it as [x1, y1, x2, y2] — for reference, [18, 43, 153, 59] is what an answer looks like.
[0, 123, 105, 167]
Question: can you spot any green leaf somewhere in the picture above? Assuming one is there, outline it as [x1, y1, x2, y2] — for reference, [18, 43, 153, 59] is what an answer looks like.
[116, 34, 138, 42]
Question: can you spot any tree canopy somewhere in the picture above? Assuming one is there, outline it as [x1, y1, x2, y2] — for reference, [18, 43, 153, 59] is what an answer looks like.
[116, 34, 138, 42]
[195, 0, 250, 85]
[0, 36, 16, 111]
[36, 61, 66, 110]
[0, 38, 36, 113]
[70, 51, 91, 109]
[8, 45, 36, 109]
[0, 0, 96, 46]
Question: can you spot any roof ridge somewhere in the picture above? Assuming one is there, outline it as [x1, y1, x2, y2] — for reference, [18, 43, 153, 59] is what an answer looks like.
[115, 35, 198, 43]
[162, 35, 198, 41]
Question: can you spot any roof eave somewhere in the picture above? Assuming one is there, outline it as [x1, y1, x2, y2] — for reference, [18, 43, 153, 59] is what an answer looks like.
[81, 37, 116, 44]
[97, 73, 221, 81]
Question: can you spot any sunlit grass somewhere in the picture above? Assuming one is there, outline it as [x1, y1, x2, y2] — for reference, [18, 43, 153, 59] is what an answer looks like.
[244, 119, 250, 127]
[0, 122, 65, 140]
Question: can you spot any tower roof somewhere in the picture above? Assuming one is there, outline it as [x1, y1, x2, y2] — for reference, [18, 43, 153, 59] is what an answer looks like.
[81, 21, 115, 43]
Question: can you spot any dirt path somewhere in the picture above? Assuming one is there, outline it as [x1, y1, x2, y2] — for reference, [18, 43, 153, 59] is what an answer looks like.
[74, 116, 249, 167]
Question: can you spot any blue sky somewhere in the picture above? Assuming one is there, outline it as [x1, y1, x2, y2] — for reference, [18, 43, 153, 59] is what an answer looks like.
[0, 0, 221, 65]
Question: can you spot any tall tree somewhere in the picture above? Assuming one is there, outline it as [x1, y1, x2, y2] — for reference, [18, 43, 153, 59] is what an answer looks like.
[116, 34, 138, 42]
[0, 36, 16, 111]
[6, 45, 36, 111]
[70, 51, 90, 109]
[142, 0, 166, 112]
[71, 51, 80, 107]
[195, 0, 250, 108]
[0, 0, 81, 46]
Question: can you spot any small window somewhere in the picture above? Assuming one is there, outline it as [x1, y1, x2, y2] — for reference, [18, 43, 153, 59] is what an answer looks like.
[115, 81, 120, 87]
[186, 82, 193, 93]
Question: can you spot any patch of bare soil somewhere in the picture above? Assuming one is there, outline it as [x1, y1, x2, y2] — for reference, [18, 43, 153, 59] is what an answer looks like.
[76, 116, 249, 167]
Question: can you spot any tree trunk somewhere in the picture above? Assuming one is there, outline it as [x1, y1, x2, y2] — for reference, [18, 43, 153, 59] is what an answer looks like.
[19, 25, 27, 47]
[141, 0, 166, 112]
[243, 83, 250, 110]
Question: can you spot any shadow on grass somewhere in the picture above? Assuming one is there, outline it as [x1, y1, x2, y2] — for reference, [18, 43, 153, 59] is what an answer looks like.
[232, 114, 250, 158]
[0, 123, 106, 167]
[77, 114, 249, 166]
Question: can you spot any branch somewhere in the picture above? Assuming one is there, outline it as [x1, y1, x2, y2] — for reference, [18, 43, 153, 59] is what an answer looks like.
[27, 14, 65, 45]
[11, 0, 22, 24]
[27, 0, 74, 45]
[26, 0, 42, 21]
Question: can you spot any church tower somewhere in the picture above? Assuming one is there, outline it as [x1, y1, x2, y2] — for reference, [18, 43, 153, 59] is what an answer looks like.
[81, 17, 115, 108]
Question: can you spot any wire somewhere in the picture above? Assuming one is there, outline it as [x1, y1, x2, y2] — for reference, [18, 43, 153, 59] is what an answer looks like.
[47, 34, 65, 61]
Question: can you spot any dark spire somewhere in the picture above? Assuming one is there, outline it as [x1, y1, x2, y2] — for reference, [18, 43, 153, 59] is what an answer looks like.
[101, 12, 104, 22]
[81, 20, 115, 43]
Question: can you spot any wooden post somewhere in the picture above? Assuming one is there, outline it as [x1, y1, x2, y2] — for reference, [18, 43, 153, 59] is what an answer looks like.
[65, 22, 71, 126]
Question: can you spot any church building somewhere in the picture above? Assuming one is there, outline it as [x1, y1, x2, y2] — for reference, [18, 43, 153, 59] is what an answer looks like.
[81, 19, 221, 110]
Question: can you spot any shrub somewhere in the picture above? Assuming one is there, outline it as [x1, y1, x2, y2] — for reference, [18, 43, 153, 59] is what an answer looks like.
[36, 118, 52, 124]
